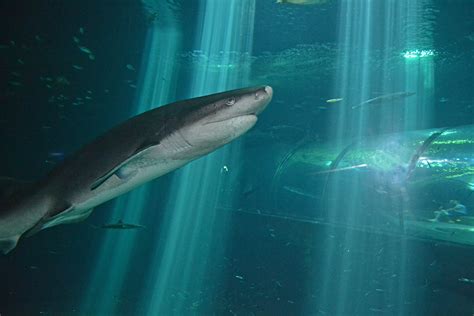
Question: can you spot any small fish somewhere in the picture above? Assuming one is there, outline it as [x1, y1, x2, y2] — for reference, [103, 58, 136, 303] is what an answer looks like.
[94, 219, 146, 230]
[17, 58, 24, 65]
[317, 106, 328, 110]
[220, 165, 229, 173]
[45, 152, 65, 158]
[54, 76, 70, 86]
[48, 152, 66, 162]
[283, 185, 318, 199]
[88, 54, 95, 60]
[78, 46, 92, 54]
[369, 308, 384, 313]
[126, 64, 135, 71]
[234, 275, 244, 280]
[458, 277, 474, 284]
[352, 92, 416, 109]
[35, 35, 43, 42]
[11, 71, 21, 77]
[277, 0, 329, 4]
[129, 84, 137, 89]
[146, 11, 159, 25]
[79, 27, 85, 34]
[72, 65, 83, 70]
[73, 36, 80, 44]
[375, 187, 388, 195]
[8, 81, 22, 87]
[311, 164, 368, 175]
[326, 98, 343, 103]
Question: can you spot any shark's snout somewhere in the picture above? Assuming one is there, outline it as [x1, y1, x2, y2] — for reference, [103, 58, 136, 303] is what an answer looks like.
[201, 85, 273, 126]
[254, 85, 273, 101]
[254, 85, 273, 115]
[264, 85, 273, 97]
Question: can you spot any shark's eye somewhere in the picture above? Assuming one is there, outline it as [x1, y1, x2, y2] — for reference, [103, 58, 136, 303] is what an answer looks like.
[225, 97, 236, 106]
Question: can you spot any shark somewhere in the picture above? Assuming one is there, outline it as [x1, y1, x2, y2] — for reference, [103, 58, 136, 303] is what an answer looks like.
[93, 219, 146, 230]
[0, 85, 273, 254]
[352, 91, 416, 109]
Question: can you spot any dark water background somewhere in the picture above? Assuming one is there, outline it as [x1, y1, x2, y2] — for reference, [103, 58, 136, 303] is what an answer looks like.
[1, 0, 473, 315]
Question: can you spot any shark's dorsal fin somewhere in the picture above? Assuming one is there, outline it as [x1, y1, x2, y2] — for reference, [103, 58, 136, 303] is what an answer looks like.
[90, 139, 161, 191]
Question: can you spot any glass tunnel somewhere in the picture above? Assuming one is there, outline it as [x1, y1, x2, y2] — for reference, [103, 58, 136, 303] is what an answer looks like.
[0, 0, 473, 315]
[236, 124, 474, 246]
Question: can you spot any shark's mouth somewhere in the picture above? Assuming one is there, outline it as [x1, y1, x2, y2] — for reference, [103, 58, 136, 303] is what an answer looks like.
[203, 114, 257, 126]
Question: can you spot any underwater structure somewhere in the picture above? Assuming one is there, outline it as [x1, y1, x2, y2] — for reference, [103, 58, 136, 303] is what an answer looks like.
[237, 124, 474, 246]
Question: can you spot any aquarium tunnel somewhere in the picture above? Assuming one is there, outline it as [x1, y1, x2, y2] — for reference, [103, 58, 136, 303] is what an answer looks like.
[1, 0, 473, 315]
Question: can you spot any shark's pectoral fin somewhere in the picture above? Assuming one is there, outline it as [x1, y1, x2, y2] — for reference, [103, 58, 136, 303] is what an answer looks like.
[0, 234, 21, 254]
[90, 139, 160, 191]
[90, 164, 139, 191]
[116, 167, 138, 180]
[90, 154, 143, 191]
[91, 166, 122, 191]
